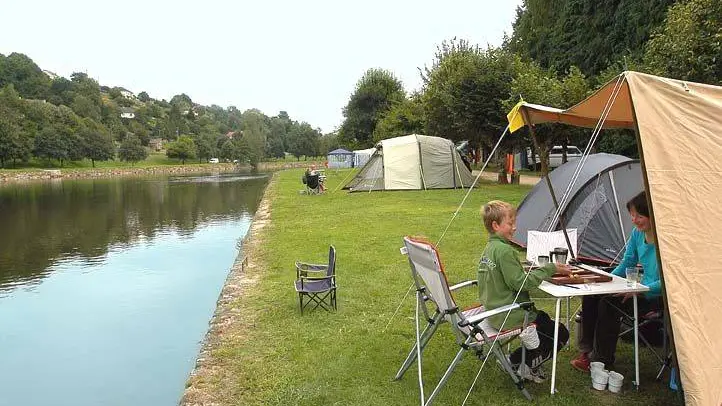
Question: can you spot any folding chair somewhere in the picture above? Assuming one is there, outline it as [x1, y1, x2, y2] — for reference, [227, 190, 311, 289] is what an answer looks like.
[294, 245, 337, 314]
[302, 173, 322, 195]
[618, 304, 672, 380]
[395, 236, 534, 404]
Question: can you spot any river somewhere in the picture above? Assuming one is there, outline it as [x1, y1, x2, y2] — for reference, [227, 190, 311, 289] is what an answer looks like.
[0, 172, 268, 406]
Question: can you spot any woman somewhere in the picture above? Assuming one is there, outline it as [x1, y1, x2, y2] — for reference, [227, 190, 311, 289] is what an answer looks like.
[570, 191, 662, 372]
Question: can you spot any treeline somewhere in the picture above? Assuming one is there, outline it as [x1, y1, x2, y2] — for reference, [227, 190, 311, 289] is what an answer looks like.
[0, 53, 335, 168]
[337, 0, 722, 173]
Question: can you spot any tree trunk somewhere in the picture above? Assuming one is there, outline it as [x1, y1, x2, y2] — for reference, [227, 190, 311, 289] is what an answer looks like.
[92, 159, 95, 168]
[539, 145, 550, 176]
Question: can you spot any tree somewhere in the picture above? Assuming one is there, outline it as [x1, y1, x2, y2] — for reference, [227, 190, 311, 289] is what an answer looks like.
[34, 126, 68, 166]
[423, 43, 520, 160]
[508, 0, 675, 76]
[287, 122, 320, 160]
[338, 68, 405, 148]
[118, 134, 147, 164]
[166, 135, 197, 163]
[0, 53, 51, 99]
[138, 91, 151, 102]
[644, 0, 722, 85]
[193, 131, 217, 162]
[81, 123, 115, 167]
[373, 95, 426, 142]
[505, 62, 590, 174]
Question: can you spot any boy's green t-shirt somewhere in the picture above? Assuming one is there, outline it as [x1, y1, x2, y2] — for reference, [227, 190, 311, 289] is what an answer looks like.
[477, 234, 556, 329]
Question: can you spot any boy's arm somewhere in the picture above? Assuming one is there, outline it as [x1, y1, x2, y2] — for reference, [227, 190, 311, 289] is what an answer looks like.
[498, 247, 556, 291]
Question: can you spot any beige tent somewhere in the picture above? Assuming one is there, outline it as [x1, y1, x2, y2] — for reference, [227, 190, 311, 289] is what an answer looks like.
[343, 134, 474, 191]
[510, 71, 722, 405]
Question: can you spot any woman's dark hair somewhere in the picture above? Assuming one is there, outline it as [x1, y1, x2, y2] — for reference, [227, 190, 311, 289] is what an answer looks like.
[626, 191, 649, 217]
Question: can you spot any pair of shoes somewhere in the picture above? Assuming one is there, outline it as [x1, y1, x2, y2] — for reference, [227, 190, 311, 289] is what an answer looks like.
[570, 352, 590, 373]
[517, 364, 547, 383]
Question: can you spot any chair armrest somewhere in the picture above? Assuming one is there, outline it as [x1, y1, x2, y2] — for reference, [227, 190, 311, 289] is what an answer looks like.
[296, 261, 329, 271]
[449, 280, 477, 291]
[300, 275, 334, 281]
[458, 302, 534, 327]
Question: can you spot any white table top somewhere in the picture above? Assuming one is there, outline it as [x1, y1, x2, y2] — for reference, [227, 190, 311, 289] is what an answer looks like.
[538, 264, 649, 297]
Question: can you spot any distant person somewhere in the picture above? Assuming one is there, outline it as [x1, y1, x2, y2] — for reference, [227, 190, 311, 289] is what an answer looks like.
[570, 191, 662, 372]
[478, 200, 571, 382]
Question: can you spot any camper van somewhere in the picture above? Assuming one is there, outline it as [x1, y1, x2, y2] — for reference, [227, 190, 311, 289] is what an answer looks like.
[526, 146, 583, 169]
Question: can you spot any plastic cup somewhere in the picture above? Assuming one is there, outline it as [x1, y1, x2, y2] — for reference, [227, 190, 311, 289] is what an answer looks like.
[537, 255, 550, 266]
[590, 361, 605, 373]
[591, 369, 609, 391]
[625, 267, 639, 288]
[608, 371, 624, 393]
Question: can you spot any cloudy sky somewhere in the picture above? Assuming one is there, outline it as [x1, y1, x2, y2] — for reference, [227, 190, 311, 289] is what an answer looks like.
[1, 0, 522, 132]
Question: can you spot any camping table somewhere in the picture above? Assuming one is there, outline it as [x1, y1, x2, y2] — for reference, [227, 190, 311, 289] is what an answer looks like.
[538, 264, 649, 395]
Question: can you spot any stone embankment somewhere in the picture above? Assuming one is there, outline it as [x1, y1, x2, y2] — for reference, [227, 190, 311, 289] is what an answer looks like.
[0, 160, 321, 184]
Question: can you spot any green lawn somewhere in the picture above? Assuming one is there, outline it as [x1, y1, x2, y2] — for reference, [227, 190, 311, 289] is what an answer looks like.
[206, 168, 683, 405]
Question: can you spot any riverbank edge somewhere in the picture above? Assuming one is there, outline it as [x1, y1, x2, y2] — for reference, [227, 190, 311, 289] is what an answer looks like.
[180, 171, 278, 406]
[0, 160, 322, 184]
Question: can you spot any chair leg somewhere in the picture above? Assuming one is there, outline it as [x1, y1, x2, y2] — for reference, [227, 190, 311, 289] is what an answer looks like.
[395, 311, 443, 380]
[426, 345, 468, 406]
[491, 343, 532, 401]
[299, 293, 304, 315]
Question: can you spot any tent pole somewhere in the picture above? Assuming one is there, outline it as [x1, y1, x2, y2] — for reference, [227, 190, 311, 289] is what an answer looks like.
[521, 111, 576, 261]
[608, 170, 627, 242]
[452, 145, 464, 189]
[418, 139, 427, 190]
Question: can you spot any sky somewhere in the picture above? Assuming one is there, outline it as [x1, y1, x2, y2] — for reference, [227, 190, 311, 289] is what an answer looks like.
[0, 0, 522, 133]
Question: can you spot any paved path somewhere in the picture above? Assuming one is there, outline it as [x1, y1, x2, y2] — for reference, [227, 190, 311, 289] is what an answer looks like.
[472, 170, 541, 186]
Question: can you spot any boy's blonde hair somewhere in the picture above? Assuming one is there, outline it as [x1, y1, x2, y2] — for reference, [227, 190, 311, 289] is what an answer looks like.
[482, 200, 515, 233]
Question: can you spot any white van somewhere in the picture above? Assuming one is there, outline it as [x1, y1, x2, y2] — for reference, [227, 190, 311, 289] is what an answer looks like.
[208, 158, 219, 164]
[527, 146, 583, 169]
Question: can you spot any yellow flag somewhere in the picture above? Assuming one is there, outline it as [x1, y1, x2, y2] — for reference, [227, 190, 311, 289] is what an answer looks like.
[506, 99, 526, 133]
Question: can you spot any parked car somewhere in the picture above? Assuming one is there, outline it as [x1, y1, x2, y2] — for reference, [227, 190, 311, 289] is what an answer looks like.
[526, 145, 583, 170]
[209, 158, 219, 164]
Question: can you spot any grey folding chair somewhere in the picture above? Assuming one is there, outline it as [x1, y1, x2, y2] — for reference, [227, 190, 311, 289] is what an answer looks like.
[394, 236, 534, 404]
[294, 245, 337, 314]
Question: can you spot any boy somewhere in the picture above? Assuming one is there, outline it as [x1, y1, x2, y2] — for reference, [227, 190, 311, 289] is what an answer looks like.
[478, 200, 571, 381]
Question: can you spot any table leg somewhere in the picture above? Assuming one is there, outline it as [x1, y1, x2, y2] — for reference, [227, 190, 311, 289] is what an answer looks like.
[565, 297, 571, 349]
[550, 298, 561, 395]
[634, 294, 640, 389]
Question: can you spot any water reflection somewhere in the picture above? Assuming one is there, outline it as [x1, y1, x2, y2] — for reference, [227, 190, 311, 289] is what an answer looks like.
[0, 173, 268, 293]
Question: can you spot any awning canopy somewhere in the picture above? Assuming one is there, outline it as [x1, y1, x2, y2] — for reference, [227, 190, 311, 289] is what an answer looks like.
[507, 71, 722, 405]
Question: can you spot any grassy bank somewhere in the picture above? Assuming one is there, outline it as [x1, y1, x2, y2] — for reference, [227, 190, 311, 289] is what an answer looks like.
[184, 169, 683, 406]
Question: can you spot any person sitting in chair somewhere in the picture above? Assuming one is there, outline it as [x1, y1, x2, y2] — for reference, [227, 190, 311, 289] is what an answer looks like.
[570, 191, 662, 372]
[478, 200, 572, 382]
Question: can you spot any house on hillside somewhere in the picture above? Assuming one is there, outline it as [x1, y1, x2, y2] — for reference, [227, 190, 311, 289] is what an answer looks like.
[120, 107, 135, 119]
[118, 87, 135, 99]
[149, 138, 164, 151]
[42, 70, 59, 80]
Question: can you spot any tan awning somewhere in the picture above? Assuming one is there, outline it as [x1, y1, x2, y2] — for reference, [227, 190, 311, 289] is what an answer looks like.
[509, 71, 722, 405]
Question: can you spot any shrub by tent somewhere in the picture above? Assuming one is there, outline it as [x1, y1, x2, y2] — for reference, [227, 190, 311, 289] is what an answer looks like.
[509, 71, 722, 405]
[512, 153, 642, 264]
[343, 134, 474, 192]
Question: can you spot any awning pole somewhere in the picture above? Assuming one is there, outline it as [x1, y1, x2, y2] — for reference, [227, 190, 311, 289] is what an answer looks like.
[521, 109, 576, 260]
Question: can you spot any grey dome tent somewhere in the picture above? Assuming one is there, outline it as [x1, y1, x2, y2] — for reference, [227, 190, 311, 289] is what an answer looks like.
[511, 153, 642, 264]
[343, 134, 474, 192]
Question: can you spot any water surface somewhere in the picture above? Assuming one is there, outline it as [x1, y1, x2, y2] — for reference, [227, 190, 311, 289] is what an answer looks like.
[0, 173, 268, 406]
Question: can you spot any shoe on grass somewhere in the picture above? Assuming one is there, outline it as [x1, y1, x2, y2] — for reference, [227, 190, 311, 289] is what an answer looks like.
[570, 352, 590, 373]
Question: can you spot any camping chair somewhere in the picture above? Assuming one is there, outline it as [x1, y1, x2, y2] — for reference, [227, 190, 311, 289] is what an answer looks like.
[395, 236, 534, 404]
[302, 172, 323, 195]
[294, 245, 337, 314]
[616, 302, 672, 381]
